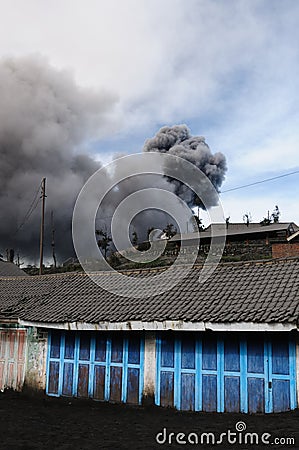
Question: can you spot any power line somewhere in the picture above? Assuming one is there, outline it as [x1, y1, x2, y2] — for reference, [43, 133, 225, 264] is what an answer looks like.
[221, 170, 299, 193]
[13, 181, 42, 237]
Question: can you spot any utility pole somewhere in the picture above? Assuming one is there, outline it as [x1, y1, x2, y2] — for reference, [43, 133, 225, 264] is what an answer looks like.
[39, 178, 46, 275]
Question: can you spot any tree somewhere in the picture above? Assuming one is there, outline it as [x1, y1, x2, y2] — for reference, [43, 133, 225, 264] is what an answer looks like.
[272, 205, 280, 223]
[243, 212, 252, 227]
[192, 213, 205, 231]
[163, 223, 177, 239]
[96, 229, 112, 260]
[260, 205, 280, 226]
[260, 214, 271, 226]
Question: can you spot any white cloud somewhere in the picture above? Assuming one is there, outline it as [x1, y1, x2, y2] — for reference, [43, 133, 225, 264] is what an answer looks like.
[2, 1, 298, 130]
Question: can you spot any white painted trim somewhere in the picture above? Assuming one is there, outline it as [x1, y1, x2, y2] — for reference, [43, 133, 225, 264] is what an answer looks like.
[18, 319, 299, 332]
[203, 322, 298, 332]
[287, 230, 299, 241]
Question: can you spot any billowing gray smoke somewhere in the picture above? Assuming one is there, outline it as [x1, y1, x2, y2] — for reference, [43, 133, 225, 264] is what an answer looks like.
[0, 56, 116, 263]
[143, 125, 227, 207]
[96, 125, 227, 249]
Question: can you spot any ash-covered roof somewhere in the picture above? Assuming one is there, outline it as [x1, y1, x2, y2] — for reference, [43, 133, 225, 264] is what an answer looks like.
[0, 258, 299, 326]
[171, 222, 299, 242]
[0, 260, 28, 277]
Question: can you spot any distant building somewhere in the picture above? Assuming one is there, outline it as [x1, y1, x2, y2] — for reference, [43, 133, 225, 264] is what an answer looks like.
[169, 222, 299, 260]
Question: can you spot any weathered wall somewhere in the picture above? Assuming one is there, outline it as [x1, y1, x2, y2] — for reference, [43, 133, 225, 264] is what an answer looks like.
[272, 243, 299, 259]
[142, 332, 156, 405]
[222, 241, 272, 259]
[24, 327, 48, 391]
[166, 240, 273, 261]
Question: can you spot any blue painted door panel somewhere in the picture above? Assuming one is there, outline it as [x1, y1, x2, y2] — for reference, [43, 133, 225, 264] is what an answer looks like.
[224, 376, 240, 412]
[224, 340, 240, 372]
[77, 364, 89, 398]
[127, 368, 140, 404]
[202, 338, 217, 370]
[156, 333, 297, 413]
[247, 339, 264, 373]
[202, 374, 217, 412]
[46, 332, 144, 405]
[181, 373, 195, 410]
[48, 361, 59, 395]
[160, 371, 174, 408]
[62, 362, 73, 396]
[272, 379, 290, 412]
[248, 378, 264, 413]
[110, 366, 122, 402]
[93, 365, 105, 400]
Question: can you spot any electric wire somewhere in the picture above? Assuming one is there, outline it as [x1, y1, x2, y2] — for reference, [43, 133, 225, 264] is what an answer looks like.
[221, 170, 299, 193]
[13, 181, 42, 237]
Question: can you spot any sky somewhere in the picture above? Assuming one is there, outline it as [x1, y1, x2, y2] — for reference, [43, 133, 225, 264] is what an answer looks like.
[1, 0, 299, 238]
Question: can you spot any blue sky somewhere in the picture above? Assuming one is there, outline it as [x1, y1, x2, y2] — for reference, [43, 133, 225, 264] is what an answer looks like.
[1, 0, 299, 225]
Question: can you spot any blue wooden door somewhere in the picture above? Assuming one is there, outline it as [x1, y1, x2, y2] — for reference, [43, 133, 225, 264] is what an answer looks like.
[156, 333, 296, 413]
[47, 331, 144, 405]
[268, 336, 296, 413]
[246, 336, 266, 413]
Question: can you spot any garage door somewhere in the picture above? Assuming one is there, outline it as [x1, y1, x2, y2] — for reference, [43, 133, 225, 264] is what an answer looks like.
[156, 333, 297, 413]
[0, 329, 27, 391]
[46, 331, 144, 404]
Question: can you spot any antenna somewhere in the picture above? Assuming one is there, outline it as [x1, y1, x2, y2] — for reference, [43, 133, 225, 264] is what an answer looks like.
[39, 178, 46, 275]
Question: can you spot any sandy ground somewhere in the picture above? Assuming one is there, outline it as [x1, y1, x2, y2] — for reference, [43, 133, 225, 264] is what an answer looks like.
[0, 390, 298, 450]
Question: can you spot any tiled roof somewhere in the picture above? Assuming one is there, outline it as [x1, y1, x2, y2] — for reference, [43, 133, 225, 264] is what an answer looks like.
[171, 222, 299, 242]
[0, 258, 299, 325]
[0, 260, 28, 277]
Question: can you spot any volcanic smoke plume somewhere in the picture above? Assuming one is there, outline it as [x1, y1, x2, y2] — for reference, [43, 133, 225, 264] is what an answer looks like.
[143, 125, 227, 207]
[96, 125, 227, 249]
[0, 55, 116, 263]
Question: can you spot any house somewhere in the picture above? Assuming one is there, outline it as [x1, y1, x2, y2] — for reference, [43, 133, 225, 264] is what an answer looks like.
[169, 222, 299, 260]
[0, 257, 299, 413]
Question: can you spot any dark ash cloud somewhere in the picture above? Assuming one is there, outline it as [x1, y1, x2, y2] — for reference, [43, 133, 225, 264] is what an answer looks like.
[0, 55, 117, 263]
